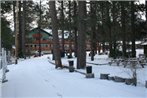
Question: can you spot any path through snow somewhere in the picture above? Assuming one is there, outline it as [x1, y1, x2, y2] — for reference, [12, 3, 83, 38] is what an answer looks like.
[2, 55, 147, 98]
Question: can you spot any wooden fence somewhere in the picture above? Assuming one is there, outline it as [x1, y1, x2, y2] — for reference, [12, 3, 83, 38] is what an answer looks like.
[0, 48, 8, 83]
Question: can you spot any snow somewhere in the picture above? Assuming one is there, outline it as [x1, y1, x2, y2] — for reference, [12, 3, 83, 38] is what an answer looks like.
[141, 42, 147, 45]
[1, 50, 147, 98]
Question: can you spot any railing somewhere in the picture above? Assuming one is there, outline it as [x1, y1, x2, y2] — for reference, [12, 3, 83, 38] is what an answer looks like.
[0, 48, 8, 83]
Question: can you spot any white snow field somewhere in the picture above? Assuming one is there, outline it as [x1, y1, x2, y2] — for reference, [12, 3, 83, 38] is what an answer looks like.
[1, 51, 147, 98]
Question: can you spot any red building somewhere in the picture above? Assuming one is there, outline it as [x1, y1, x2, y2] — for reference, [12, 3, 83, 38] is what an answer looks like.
[26, 28, 93, 56]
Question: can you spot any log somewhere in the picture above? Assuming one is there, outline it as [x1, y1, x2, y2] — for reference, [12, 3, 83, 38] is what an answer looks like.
[114, 76, 125, 82]
[108, 76, 114, 81]
[125, 78, 134, 85]
[125, 78, 137, 86]
[100, 74, 109, 80]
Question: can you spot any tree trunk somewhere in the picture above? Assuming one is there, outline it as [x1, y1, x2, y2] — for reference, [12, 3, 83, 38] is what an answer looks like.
[106, 2, 112, 58]
[90, 1, 96, 61]
[131, 1, 136, 57]
[68, 1, 72, 58]
[49, 1, 62, 68]
[101, 2, 105, 54]
[145, 1, 147, 32]
[102, 42, 105, 53]
[73, 1, 77, 57]
[38, 0, 42, 57]
[18, 1, 22, 58]
[15, 0, 19, 64]
[13, 1, 16, 57]
[121, 2, 127, 58]
[61, 1, 65, 57]
[21, 0, 26, 58]
[77, 1, 86, 69]
[112, 1, 117, 58]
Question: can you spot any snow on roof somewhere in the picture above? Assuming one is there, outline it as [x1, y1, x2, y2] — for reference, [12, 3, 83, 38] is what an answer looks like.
[141, 38, 147, 45]
[43, 29, 52, 34]
[141, 42, 147, 45]
[43, 28, 69, 39]
[12, 45, 15, 49]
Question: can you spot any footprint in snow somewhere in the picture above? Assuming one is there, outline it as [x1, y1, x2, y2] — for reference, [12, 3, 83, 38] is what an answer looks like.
[56, 92, 62, 98]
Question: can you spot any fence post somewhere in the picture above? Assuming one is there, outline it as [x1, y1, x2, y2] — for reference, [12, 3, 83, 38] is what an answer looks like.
[2, 48, 8, 83]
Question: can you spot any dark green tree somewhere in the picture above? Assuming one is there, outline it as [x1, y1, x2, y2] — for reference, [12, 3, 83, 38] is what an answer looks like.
[1, 18, 13, 50]
[1, 1, 14, 50]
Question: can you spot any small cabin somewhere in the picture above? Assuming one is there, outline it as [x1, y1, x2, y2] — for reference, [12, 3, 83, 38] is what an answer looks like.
[26, 27, 52, 55]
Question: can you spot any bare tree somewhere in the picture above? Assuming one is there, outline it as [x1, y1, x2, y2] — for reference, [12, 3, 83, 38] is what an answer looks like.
[49, 1, 62, 68]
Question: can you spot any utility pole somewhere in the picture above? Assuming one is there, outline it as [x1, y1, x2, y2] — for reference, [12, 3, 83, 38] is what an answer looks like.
[38, 0, 42, 56]
[15, 0, 19, 64]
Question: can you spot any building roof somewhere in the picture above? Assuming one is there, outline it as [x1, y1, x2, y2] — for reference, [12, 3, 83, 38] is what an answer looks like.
[43, 28, 70, 39]
[141, 42, 147, 45]
[141, 38, 147, 46]
[30, 27, 52, 37]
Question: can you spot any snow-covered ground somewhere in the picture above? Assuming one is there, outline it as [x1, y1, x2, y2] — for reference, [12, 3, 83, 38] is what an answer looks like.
[1, 49, 147, 98]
